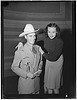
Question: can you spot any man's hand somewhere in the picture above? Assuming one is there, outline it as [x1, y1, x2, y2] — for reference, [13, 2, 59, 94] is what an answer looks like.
[36, 70, 42, 76]
[33, 70, 42, 77]
[27, 72, 33, 79]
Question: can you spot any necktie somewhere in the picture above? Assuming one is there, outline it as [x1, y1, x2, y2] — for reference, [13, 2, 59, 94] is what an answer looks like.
[32, 46, 37, 54]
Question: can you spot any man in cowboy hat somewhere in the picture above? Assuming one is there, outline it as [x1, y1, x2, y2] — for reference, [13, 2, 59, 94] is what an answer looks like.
[11, 24, 43, 94]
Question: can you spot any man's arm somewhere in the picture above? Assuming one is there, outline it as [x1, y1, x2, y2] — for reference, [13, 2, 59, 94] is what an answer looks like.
[11, 50, 28, 78]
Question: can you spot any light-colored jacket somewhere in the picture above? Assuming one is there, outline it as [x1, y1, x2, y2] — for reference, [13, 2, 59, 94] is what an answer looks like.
[11, 43, 42, 94]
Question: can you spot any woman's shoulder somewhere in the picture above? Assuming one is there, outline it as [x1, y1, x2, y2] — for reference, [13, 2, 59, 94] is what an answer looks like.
[56, 37, 63, 45]
[58, 37, 63, 42]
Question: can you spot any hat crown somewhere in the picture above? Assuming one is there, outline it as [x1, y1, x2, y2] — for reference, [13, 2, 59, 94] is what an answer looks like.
[24, 24, 35, 33]
[19, 24, 39, 37]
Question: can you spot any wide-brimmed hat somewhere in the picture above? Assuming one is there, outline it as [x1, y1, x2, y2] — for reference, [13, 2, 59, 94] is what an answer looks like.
[19, 24, 39, 37]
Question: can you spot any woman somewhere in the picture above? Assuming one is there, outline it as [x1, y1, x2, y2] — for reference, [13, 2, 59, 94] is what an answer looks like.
[11, 24, 43, 94]
[37, 23, 63, 94]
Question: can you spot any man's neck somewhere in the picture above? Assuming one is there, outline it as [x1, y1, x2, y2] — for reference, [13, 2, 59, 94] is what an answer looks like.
[26, 42, 33, 49]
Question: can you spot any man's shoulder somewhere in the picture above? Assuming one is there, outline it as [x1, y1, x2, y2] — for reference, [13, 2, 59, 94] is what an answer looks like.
[35, 44, 41, 48]
[15, 46, 24, 54]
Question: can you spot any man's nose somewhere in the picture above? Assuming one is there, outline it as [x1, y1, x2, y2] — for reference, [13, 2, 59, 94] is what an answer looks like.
[33, 37, 36, 39]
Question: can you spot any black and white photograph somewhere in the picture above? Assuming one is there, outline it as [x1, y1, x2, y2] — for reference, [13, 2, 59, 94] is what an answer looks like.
[1, 0, 76, 99]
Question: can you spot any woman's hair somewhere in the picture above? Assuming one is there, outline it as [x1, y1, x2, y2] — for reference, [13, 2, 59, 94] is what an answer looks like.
[45, 23, 60, 37]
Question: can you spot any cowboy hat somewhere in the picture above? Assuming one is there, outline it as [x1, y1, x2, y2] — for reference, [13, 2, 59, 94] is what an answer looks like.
[19, 24, 39, 37]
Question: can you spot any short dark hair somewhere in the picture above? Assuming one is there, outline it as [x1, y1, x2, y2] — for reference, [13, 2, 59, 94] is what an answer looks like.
[45, 23, 60, 37]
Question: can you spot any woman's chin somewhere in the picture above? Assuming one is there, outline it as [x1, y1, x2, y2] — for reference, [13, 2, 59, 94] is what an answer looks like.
[49, 36, 55, 39]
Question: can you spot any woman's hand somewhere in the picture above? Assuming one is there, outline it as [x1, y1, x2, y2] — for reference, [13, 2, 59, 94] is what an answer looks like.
[15, 42, 23, 50]
[39, 47, 44, 55]
[27, 72, 33, 79]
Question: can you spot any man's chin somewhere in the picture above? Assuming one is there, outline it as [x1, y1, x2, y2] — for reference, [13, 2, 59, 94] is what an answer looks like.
[30, 42, 35, 45]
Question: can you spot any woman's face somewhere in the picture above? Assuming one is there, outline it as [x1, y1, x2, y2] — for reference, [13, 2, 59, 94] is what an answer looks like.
[48, 27, 57, 39]
[25, 32, 36, 45]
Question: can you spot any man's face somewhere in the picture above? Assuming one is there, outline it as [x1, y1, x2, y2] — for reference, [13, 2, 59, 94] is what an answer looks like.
[48, 27, 57, 39]
[25, 32, 36, 45]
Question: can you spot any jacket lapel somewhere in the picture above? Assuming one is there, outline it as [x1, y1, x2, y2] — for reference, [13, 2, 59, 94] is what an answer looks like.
[24, 44, 35, 59]
[33, 45, 40, 72]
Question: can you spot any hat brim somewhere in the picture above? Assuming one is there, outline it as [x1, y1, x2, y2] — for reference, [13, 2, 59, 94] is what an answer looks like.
[19, 29, 39, 37]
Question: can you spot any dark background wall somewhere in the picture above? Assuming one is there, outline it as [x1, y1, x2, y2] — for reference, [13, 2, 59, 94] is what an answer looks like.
[3, 1, 72, 77]
[2, 1, 76, 98]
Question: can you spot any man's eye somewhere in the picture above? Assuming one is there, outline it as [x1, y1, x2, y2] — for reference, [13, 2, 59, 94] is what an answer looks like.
[53, 32, 55, 33]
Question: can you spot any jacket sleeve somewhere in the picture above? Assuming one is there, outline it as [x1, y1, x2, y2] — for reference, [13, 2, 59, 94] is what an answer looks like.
[37, 46, 43, 70]
[11, 50, 28, 78]
[43, 40, 63, 61]
[39, 52, 43, 70]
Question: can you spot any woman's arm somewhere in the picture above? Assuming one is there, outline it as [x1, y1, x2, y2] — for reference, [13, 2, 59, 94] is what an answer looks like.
[43, 40, 63, 61]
